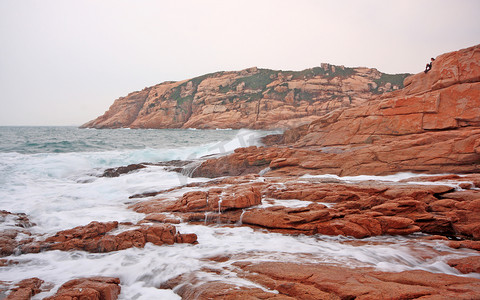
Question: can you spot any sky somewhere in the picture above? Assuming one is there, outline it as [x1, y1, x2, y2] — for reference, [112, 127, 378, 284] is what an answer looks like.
[0, 0, 479, 126]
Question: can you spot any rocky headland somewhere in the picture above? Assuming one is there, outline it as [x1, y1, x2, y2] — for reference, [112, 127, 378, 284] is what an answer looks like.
[3, 44, 480, 299]
[81, 65, 408, 130]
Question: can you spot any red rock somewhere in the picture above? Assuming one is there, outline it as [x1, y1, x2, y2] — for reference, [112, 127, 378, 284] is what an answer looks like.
[115, 230, 146, 250]
[371, 198, 427, 216]
[45, 221, 119, 243]
[44, 277, 120, 300]
[0, 211, 35, 257]
[376, 216, 414, 229]
[174, 233, 198, 244]
[5, 278, 44, 300]
[241, 208, 309, 230]
[448, 256, 480, 274]
[130, 175, 480, 240]
[453, 223, 480, 239]
[0, 259, 18, 267]
[165, 258, 480, 298]
[444, 190, 480, 202]
[168, 281, 292, 300]
[429, 199, 458, 212]
[233, 261, 480, 300]
[270, 158, 299, 169]
[143, 213, 181, 224]
[448, 240, 480, 251]
[455, 199, 480, 211]
[135, 183, 262, 216]
[42, 222, 196, 253]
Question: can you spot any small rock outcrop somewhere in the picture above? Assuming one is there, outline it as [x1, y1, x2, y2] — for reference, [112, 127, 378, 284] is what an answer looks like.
[18, 221, 197, 255]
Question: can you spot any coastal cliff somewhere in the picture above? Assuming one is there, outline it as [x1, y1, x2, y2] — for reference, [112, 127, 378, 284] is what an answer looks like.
[81, 65, 408, 129]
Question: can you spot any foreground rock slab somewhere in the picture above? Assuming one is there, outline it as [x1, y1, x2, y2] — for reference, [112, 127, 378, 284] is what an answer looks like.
[162, 261, 480, 300]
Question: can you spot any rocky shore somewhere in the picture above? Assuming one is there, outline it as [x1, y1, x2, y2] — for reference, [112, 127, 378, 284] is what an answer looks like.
[2, 44, 480, 299]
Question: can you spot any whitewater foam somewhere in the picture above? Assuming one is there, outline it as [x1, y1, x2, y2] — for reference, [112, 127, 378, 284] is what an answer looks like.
[301, 172, 476, 190]
[3, 224, 478, 299]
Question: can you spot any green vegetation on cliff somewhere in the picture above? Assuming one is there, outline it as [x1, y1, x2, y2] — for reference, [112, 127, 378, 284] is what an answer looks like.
[157, 65, 409, 107]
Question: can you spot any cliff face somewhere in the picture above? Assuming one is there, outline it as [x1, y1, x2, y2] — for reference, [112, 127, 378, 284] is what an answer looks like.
[282, 44, 480, 175]
[81, 65, 409, 129]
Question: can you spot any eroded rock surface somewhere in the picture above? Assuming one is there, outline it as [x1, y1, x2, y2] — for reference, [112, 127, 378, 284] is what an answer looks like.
[131, 174, 480, 239]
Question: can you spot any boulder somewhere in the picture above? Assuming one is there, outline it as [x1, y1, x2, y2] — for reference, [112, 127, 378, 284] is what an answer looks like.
[5, 278, 44, 300]
[44, 277, 121, 300]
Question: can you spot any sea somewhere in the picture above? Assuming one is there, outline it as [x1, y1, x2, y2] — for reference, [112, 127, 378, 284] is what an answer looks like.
[0, 126, 478, 299]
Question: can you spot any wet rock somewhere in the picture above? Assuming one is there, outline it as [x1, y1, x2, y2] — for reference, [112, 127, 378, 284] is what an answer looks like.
[133, 183, 262, 215]
[101, 164, 146, 177]
[164, 261, 480, 300]
[192, 146, 275, 177]
[448, 256, 480, 274]
[40, 221, 196, 253]
[143, 213, 181, 224]
[5, 278, 44, 300]
[0, 211, 35, 257]
[0, 259, 18, 267]
[241, 261, 480, 299]
[161, 276, 292, 300]
[449, 240, 480, 251]
[44, 277, 120, 300]
[131, 174, 480, 240]
[150, 160, 195, 173]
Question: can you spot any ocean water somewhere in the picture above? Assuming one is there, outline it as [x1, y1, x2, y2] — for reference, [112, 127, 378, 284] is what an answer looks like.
[0, 127, 478, 299]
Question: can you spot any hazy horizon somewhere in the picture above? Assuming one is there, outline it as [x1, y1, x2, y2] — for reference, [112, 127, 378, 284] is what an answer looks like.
[1, 0, 479, 126]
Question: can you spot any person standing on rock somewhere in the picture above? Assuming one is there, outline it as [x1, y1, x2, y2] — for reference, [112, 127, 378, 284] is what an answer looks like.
[424, 57, 435, 73]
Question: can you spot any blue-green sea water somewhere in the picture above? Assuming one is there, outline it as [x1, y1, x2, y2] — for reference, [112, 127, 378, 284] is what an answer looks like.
[0, 126, 259, 154]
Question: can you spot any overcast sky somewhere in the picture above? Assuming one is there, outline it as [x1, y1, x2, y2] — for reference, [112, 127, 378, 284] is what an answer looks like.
[0, 0, 479, 126]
